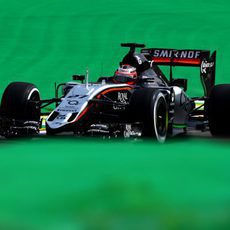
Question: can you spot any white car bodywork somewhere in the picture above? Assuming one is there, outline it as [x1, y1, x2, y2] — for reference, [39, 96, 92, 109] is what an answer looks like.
[46, 83, 131, 130]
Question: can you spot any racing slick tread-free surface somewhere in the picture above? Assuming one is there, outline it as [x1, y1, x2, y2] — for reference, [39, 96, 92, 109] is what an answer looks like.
[208, 84, 230, 136]
[130, 88, 168, 140]
[0, 82, 40, 121]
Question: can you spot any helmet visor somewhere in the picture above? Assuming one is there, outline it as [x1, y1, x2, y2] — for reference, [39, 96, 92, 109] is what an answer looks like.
[114, 74, 136, 83]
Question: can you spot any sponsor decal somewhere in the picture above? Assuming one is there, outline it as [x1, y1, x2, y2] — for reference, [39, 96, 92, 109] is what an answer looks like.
[57, 109, 78, 113]
[153, 49, 201, 59]
[54, 122, 63, 125]
[68, 100, 79, 105]
[113, 92, 128, 111]
[201, 60, 214, 74]
[113, 105, 125, 111]
[124, 124, 141, 137]
[117, 92, 128, 104]
[56, 115, 66, 120]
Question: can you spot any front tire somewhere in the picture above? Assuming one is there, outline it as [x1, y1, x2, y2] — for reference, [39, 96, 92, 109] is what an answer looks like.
[1, 82, 40, 120]
[0, 82, 41, 136]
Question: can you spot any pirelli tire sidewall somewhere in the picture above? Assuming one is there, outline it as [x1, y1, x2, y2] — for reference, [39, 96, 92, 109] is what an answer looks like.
[129, 88, 169, 142]
[208, 84, 230, 136]
[0, 82, 40, 121]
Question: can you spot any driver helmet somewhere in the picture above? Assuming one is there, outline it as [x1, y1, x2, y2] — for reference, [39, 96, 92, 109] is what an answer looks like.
[113, 64, 137, 84]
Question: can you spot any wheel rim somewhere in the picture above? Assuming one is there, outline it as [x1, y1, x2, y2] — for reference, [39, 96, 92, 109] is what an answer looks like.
[27, 88, 40, 121]
[156, 99, 167, 135]
[153, 94, 168, 143]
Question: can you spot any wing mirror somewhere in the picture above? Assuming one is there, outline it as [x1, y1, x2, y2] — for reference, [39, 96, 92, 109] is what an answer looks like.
[72, 75, 85, 83]
[171, 79, 187, 92]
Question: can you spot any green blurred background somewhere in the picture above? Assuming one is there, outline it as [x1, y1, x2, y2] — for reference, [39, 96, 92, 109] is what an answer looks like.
[0, 0, 230, 229]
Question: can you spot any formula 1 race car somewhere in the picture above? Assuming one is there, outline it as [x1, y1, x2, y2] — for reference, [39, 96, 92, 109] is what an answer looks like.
[0, 43, 229, 142]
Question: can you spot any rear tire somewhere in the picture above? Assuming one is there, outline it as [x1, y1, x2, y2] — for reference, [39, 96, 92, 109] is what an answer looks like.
[130, 88, 168, 142]
[208, 84, 230, 136]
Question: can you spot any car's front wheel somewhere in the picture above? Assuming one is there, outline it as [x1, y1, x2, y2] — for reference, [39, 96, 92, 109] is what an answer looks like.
[0, 82, 41, 137]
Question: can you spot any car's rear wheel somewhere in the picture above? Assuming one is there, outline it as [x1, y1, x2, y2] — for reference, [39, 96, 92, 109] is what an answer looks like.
[130, 88, 169, 142]
[208, 84, 230, 136]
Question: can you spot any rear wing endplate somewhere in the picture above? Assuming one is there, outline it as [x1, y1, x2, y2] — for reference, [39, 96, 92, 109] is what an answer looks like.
[141, 48, 216, 96]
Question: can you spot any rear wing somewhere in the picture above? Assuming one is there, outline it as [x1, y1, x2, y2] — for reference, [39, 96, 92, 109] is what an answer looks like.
[141, 48, 216, 96]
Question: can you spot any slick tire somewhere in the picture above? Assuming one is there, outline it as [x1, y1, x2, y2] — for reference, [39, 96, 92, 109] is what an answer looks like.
[130, 88, 168, 143]
[0, 82, 41, 121]
[208, 84, 230, 136]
